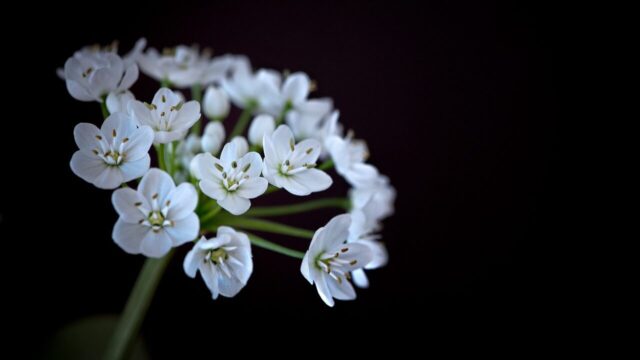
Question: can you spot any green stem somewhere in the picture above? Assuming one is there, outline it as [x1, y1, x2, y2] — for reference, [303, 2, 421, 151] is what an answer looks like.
[101, 100, 109, 119]
[155, 144, 167, 171]
[245, 197, 349, 217]
[160, 79, 171, 88]
[210, 216, 314, 239]
[169, 141, 178, 177]
[191, 84, 202, 135]
[200, 204, 222, 224]
[246, 232, 305, 259]
[275, 101, 292, 126]
[103, 251, 174, 360]
[229, 102, 257, 139]
[264, 185, 280, 195]
[318, 159, 334, 171]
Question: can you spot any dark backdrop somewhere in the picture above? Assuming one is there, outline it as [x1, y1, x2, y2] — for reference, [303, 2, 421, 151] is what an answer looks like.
[4, 0, 555, 355]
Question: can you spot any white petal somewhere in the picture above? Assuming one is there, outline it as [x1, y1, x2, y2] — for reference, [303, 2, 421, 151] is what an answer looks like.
[196, 152, 224, 182]
[278, 176, 312, 196]
[364, 241, 388, 269]
[219, 141, 238, 166]
[300, 251, 314, 284]
[200, 179, 227, 201]
[70, 151, 106, 185]
[113, 218, 148, 255]
[118, 64, 139, 91]
[66, 80, 96, 102]
[271, 125, 294, 160]
[167, 183, 198, 220]
[90, 67, 119, 96]
[129, 101, 155, 128]
[138, 168, 175, 204]
[248, 114, 275, 145]
[238, 151, 264, 178]
[236, 177, 268, 199]
[120, 155, 150, 183]
[351, 269, 370, 288]
[73, 123, 100, 150]
[297, 98, 333, 118]
[336, 242, 374, 270]
[124, 125, 154, 161]
[140, 230, 173, 258]
[313, 271, 335, 307]
[183, 238, 207, 278]
[172, 101, 201, 131]
[93, 163, 125, 189]
[201, 263, 220, 299]
[219, 194, 251, 215]
[293, 169, 332, 193]
[327, 275, 356, 300]
[282, 72, 310, 104]
[318, 214, 351, 250]
[218, 275, 245, 297]
[165, 213, 200, 246]
[112, 187, 147, 224]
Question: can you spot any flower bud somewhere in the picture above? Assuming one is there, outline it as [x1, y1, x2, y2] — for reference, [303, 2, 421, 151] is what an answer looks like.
[248, 114, 275, 145]
[203, 85, 230, 120]
[202, 121, 225, 154]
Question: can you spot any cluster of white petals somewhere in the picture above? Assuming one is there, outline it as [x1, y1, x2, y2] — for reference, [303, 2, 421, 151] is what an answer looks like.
[62, 38, 394, 305]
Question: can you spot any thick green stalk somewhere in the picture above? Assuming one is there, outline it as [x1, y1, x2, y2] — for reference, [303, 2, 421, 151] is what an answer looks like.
[191, 84, 202, 135]
[103, 251, 174, 360]
[318, 159, 334, 171]
[210, 216, 314, 239]
[101, 100, 109, 119]
[275, 101, 292, 126]
[160, 79, 171, 88]
[245, 198, 349, 217]
[229, 102, 257, 139]
[200, 204, 222, 224]
[155, 144, 167, 171]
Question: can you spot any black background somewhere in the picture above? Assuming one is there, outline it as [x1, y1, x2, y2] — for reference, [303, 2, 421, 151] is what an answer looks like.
[4, 0, 555, 355]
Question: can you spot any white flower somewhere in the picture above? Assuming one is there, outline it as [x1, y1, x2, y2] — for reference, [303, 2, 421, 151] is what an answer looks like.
[300, 214, 373, 307]
[63, 49, 138, 102]
[222, 65, 280, 110]
[112, 168, 200, 258]
[248, 114, 275, 146]
[263, 72, 332, 120]
[106, 90, 135, 114]
[129, 88, 201, 144]
[202, 85, 230, 120]
[203, 54, 250, 85]
[123, 38, 147, 68]
[70, 112, 153, 189]
[197, 142, 268, 215]
[177, 133, 202, 171]
[287, 110, 342, 148]
[138, 45, 210, 88]
[183, 227, 253, 300]
[349, 174, 396, 228]
[201, 121, 226, 154]
[262, 125, 332, 196]
[325, 134, 379, 187]
[347, 209, 388, 288]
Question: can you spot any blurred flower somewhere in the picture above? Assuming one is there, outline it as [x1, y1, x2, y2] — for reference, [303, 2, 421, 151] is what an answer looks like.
[201, 121, 226, 155]
[183, 227, 253, 300]
[222, 65, 280, 110]
[325, 134, 378, 187]
[248, 114, 275, 146]
[300, 214, 373, 307]
[263, 72, 332, 121]
[347, 209, 388, 288]
[349, 174, 396, 229]
[229, 135, 249, 157]
[106, 90, 135, 114]
[112, 168, 199, 257]
[70, 112, 153, 189]
[197, 142, 268, 215]
[129, 88, 201, 144]
[202, 85, 230, 120]
[262, 125, 332, 196]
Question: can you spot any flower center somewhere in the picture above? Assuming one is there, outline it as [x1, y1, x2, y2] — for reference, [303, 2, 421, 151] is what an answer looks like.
[315, 246, 357, 285]
[94, 130, 128, 166]
[208, 248, 228, 265]
[218, 161, 251, 192]
[136, 194, 173, 233]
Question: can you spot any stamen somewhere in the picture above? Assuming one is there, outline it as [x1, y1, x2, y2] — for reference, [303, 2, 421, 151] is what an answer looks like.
[214, 163, 224, 172]
[112, 129, 117, 137]
[231, 161, 237, 168]
[122, 137, 129, 143]
[161, 95, 166, 103]
[341, 247, 349, 253]
[152, 193, 159, 200]
[242, 163, 251, 172]
[96, 135, 102, 140]
[349, 260, 357, 266]
[92, 149, 99, 155]
[134, 202, 142, 207]
[306, 148, 313, 154]
[289, 139, 295, 151]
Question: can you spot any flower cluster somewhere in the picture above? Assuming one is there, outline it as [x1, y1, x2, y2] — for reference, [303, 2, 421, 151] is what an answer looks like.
[62, 38, 395, 307]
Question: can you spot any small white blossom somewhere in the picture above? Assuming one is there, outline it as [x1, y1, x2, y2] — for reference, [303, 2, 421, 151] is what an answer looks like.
[349, 174, 396, 228]
[129, 88, 201, 144]
[183, 227, 253, 300]
[70, 112, 153, 189]
[287, 109, 342, 152]
[203, 54, 250, 85]
[325, 134, 379, 187]
[262, 125, 332, 196]
[264, 72, 332, 121]
[301, 214, 373, 307]
[347, 209, 388, 288]
[197, 142, 268, 215]
[203, 85, 230, 120]
[112, 168, 200, 258]
[201, 121, 226, 155]
[106, 90, 135, 114]
[248, 114, 275, 146]
[222, 65, 280, 110]
[63, 49, 139, 102]
[138, 45, 210, 88]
